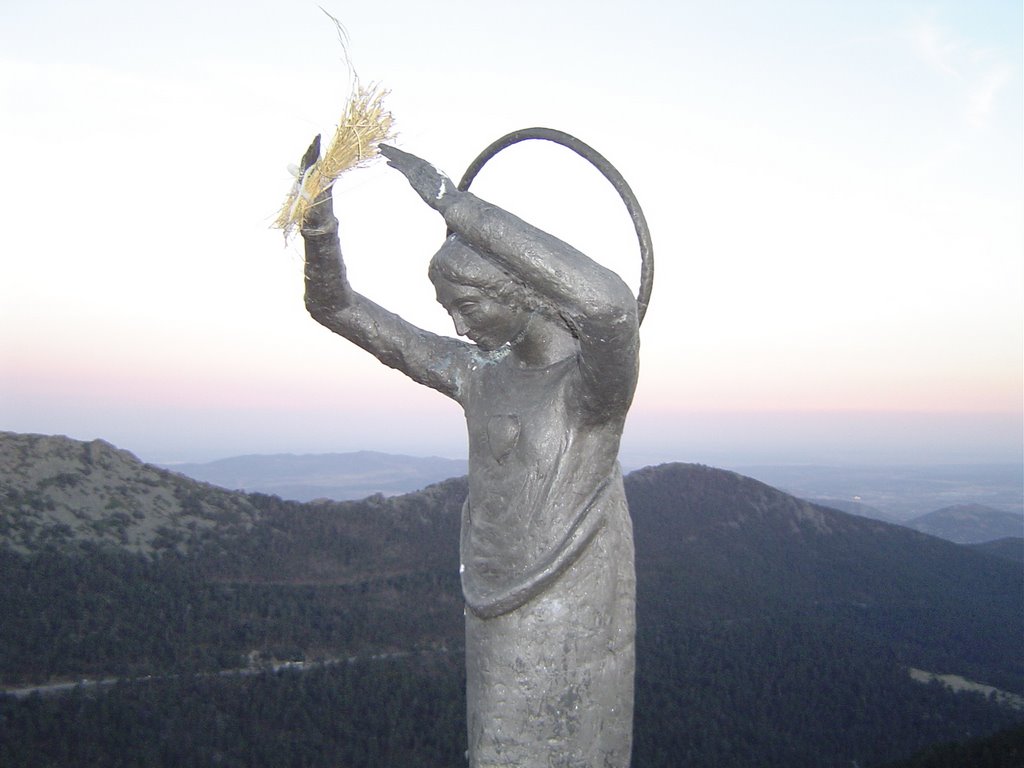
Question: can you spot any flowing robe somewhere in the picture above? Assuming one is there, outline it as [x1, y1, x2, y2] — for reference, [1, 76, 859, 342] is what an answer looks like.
[460, 351, 636, 768]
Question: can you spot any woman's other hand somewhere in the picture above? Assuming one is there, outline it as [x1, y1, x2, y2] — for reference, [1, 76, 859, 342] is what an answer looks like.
[380, 144, 456, 212]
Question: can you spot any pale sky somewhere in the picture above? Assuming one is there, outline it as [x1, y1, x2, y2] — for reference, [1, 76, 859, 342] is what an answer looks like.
[1, 0, 1021, 466]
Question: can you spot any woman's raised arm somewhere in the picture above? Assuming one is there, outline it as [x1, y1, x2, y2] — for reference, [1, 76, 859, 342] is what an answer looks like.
[299, 152, 474, 403]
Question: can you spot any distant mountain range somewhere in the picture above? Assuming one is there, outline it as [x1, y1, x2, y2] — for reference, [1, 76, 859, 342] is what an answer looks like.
[904, 504, 1024, 544]
[1, 431, 1021, 767]
[162, 451, 468, 502]
[732, 462, 1024, 523]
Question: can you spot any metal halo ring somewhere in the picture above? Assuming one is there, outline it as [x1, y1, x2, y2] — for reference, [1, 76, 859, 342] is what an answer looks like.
[456, 127, 654, 326]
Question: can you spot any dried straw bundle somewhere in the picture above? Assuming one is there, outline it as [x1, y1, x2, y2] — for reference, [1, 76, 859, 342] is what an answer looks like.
[275, 82, 395, 240]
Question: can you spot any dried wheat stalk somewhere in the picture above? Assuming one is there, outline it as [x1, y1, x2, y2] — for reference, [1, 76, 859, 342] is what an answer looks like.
[274, 81, 395, 241]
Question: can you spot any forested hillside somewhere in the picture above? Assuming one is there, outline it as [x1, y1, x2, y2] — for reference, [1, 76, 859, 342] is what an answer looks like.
[971, 537, 1024, 564]
[1, 434, 1021, 767]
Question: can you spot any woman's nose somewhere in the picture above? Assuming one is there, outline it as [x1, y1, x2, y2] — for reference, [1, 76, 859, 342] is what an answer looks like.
[452, 313, 469, 336]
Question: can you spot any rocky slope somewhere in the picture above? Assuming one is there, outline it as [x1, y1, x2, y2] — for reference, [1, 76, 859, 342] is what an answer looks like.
[0, 431, 262, 554]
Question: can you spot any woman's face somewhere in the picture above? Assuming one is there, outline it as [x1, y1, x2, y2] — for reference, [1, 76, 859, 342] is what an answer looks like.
[434, 278, 529, 351]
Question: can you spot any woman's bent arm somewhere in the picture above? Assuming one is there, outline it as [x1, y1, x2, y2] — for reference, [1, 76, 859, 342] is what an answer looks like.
[302, 191, 473, 402]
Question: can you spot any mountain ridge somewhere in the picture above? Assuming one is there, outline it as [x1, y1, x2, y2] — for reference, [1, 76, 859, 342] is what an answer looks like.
[2, 431, 1021, 767]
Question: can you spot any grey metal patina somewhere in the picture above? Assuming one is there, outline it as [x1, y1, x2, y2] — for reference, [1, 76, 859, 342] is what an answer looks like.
[300, 134, 648, 768]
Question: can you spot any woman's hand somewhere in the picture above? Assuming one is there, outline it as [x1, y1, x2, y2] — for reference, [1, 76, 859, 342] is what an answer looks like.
[380, 144, 457, 212]
[293, 134, 338, 236]
[295, 134, 350, 311]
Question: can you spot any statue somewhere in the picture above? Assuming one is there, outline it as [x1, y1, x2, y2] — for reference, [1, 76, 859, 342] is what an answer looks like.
[299, 131, 649, 767]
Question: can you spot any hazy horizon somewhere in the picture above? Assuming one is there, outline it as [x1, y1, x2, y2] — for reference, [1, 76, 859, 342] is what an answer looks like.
[4, 409, 1020, 470]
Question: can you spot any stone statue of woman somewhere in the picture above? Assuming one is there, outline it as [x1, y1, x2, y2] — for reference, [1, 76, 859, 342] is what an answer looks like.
[301, 140, 639, 768]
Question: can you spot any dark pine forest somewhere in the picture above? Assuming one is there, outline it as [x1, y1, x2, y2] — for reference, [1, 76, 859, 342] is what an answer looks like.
[0, 436, 1021, 767]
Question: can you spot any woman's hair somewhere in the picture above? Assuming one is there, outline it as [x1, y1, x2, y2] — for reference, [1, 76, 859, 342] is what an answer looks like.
[428, 236, 535, 310]
[429, 236, 576, 337]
